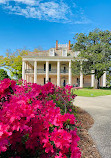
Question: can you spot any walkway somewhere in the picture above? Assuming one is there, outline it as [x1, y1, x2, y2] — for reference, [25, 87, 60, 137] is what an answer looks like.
[74, 95, 111, 158]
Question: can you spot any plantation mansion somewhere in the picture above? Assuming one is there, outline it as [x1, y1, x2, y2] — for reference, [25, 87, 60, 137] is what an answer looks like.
[22, 40, 106, 87]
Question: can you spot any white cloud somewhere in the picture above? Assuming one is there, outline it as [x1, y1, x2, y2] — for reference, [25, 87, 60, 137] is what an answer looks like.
[0, 0, 7, 4]
[0, 0, 91, 24]
[14, 0, 36, 5]
[0, 0, 40, 5]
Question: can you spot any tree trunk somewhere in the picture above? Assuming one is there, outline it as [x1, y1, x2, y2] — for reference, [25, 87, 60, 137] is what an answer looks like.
[94, 78, 98, 89]
[97, 78, 100, 89]
[94, 78, 100, 89]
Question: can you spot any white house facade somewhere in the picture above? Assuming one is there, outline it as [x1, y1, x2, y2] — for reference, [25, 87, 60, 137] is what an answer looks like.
[22, 40, 106, 87]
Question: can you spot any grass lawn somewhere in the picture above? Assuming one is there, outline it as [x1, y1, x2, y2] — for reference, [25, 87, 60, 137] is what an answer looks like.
[72, 88, 111, 97]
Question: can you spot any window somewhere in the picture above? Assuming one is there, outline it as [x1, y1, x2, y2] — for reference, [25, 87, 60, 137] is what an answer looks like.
[44, 78, 51, 84]
[77, 78, 80, 86]
[49, 64, 51, 71]
[44, 63, 51, 71]
[44, 78, 46, 84]
[62, 49, 67, 56]
[49, 78, 51, 82]
[64, 67, 66, 73]
[44, 64, 46, 71]
[63, 80, 66, 87]
[49, 49, 54, 56]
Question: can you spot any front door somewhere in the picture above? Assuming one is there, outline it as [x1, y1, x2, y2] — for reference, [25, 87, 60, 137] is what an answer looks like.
[64, 67, 66, 73]
[63, 80, 66, 87]
[76, 78, 80, 86]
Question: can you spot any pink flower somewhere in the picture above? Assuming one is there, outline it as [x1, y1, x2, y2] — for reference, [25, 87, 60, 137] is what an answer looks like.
[0, 79, 80, 157]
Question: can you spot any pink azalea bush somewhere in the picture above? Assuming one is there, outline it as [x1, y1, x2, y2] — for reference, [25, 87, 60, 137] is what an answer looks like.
[0, 79, 81, 158]
[48, 85, 77, 114]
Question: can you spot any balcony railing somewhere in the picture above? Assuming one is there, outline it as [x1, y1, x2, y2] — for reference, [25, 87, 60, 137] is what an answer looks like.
[49, 69, 57, 73]
[37, 69, 45, 73]
[60, 70, 68, 73]
[37, 69, 57, 73]
[25, 69, 68, 74]
[25, 69, 34, 73]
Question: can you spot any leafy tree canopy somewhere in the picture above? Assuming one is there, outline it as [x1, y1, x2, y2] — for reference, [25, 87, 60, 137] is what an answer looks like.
[0, 69, 10, 80]
[72, 29, 111, 88]
[0, 49, 29, 79]
[0, 48, 42, 80]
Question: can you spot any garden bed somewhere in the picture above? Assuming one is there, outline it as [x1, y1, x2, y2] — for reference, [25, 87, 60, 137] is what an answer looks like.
[76, 107, 101, 158]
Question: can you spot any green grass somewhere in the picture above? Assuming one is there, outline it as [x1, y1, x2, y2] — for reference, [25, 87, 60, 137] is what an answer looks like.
[72, 89, 111, 97]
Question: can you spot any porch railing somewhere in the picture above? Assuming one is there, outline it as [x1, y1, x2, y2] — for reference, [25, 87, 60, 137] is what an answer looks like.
[25, 69, 34, 73]
[60, 70, 68, 73]
[25, 69, 69, 74]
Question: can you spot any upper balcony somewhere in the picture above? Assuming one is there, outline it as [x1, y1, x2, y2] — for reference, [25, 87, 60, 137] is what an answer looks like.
[25, 69, 69, 74]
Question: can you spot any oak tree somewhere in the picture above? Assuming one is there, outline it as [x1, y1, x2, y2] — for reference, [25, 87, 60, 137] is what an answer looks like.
[72, 29, 111, 88]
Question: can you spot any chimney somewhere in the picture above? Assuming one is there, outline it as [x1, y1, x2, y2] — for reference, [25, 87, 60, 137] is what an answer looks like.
[69, 40, 71, 50]
[56, 40, 58, 50]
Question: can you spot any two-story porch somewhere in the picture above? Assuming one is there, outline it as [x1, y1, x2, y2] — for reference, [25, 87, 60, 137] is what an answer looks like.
[22, 57, 73, 86]
[22, 55, 106, 87]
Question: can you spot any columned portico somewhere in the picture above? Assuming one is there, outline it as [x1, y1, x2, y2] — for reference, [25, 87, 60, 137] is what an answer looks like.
[22, 40, 106, 87]
[46, 61, 49, 83]
[102, 71, 106, 87]
[69, 61, 72, 85]
[57, 61, 60, 86]
[34, 61, 37, 83]
[91, 70, 95, 87]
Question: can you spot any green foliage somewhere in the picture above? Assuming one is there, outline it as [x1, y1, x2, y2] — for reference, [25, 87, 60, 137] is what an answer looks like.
[33, 46, 43, 52]
[72, 29, 111, 88]
[0, 69, 10, 80]
[0, 49, 29, 79]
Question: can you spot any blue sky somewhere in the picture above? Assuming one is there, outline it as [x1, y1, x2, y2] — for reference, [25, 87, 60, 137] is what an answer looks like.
[0, 0, 111, 56]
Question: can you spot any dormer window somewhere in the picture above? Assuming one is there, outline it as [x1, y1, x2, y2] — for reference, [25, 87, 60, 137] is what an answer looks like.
[62, 49, 67, 56]
[49, 49, 54, 56]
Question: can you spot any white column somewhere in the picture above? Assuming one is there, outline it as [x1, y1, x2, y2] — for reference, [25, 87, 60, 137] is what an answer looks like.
[91, 70, 95, 87]
[80, 62, 83, 88]
[46, 61, 49, 83]
[25, 62, 27, 81]
[57, 61, 60, 86]
[22, 61, 25, 81]
[103, 71, 106, 87]
[34, 61, 37, 83]
[69, 61, 72, 85]
[27, 64, 29, 83]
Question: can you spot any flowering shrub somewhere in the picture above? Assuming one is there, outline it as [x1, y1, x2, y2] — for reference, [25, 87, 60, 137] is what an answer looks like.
[0, 79, 81, 158]
[49, 85, 76, 114]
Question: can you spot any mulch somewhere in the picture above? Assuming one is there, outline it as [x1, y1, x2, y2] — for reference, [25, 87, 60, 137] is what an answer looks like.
[76, 107, 101, 158]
